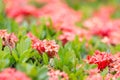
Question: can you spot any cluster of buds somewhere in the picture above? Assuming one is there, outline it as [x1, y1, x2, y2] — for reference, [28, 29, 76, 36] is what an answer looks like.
[87, 50, 114, 71]
[48, 69, 69, 80]
[27, 32, 59, 58]
[86, 51, 120, 80]
[32, 40, 59, 58]
[0, 30, 18, 53]
[0, 68, 31, 80]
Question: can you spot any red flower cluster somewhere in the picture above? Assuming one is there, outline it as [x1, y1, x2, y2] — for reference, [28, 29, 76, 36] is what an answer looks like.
[0, 30, 18, 50]
[27, 32, 59, 58]
[4, 0, 91, 45]
[48, 69, 69, 80]
[86, 51, 120, 80]
[0, 68, 31, 80]
[87, 50, 114, 71]
[108, 53, 120, 73]
[83, 6, 120, 45]
[4, 0, 38, 23]
[37, 2, 89, 44]
[32, 40, 59, 58]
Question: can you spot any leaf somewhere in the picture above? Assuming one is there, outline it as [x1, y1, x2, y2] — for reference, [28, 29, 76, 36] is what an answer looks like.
[12, 51, 19, 62]
[42, 53, 49, 65]
[19, 49, 33, 63]
[16, 63, 38, 78]
[38, 66, 49, 80]
[17, 37, 31, 54]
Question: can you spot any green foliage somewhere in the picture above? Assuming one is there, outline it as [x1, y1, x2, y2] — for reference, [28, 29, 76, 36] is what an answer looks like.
[16, 63, 48, 80]
[30, 18, 59, 40]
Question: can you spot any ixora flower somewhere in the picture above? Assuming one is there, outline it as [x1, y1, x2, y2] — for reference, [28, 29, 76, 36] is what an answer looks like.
[0, 30, 18, 51]
[87, 50, 114, 71]
[0, 68, 31, 80]
[108, 53, 120, 74]
[32, 40, 59, 58]
[83, 6, 120, 45]
[4, 0, 38, 23]
[27, 32, 59, 58]
[48, 69, 69, 80]
[86, 73, 102, 80]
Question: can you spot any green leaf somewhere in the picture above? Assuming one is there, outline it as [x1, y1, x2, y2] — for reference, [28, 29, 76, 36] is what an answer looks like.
[42, 53, 49, 65]
[12, 51, 19, 62]
[17, 37, 31, 54]
[38, 66, 49, 80]
[19, 49, 33, 63]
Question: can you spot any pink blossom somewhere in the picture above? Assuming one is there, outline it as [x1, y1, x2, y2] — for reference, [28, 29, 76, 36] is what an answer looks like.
[4, 0, 38, 23]
[27, 32, 40, 43]
[48, 69, 69, 80]
[83, 13, 120, 45]
[27, 32, 59, 58]
[0, 30, 18, 49]
[32, 40, 59, 58]
[0, 68, 31, 80]
[86, 73, 102, 80]
[93, 6, 115, 20]
[36, 0, 61, 3]
[86, 68, 102, 80]
[108, 53, 120, 74]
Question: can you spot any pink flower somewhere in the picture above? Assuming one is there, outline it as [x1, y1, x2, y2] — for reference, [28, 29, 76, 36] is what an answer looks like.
[0, 68, 31, 80]
[27, 32, 59, 58]
[87, 50, 114, 71]
[32, 40, 59, 58]
[83, 6, 120, 45]
[108, 53, 120, 74]
[105, 72, 120, 80]
[48, 69, 69, 80]
[37, 2, 82, 37]
[27, 32, 40, 43]
[36, 0, 61, 3]
[0, 30, 18, 50]
[86, 73, 102, 80]
[93, 6, 115, 20]
[86, 68, 102, 80]
[37, 3, 81, 29]
[4, 0, 38, 23]
[58, 31, 76, 45]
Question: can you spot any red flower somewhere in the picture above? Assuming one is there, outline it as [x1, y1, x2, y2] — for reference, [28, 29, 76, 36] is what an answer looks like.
[87, 50, 114, 71]
[27, 32, 59, 58]
[32, 40, 59, 58]
[83, 6, 120, 45]
[4, 0, 38, 23]
[0, 68, 31, 80]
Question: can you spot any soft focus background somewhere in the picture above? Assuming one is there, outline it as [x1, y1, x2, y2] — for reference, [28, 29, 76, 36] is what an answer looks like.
[0, 0, 120, 80]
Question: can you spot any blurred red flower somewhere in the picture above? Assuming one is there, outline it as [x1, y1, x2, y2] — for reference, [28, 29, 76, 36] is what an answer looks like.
[87, 50, 114, 71]
[83, 6, 120, 45]
[0, 68, 31, 80]
[4, 0, 38, 23]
